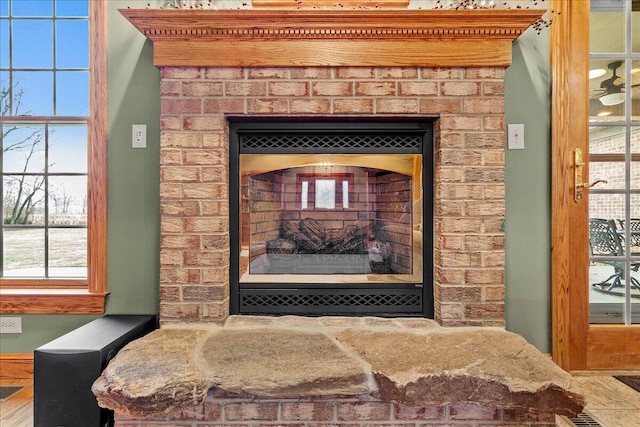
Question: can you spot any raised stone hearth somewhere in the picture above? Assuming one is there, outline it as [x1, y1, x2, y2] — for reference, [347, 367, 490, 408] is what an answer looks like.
[93, 316, 585, 424]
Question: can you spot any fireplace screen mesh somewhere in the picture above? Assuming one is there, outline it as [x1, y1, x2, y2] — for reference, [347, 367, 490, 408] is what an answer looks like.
[230, 120, 433, 316]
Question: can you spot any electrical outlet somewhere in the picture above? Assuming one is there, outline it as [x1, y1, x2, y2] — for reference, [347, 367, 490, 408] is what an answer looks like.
[132, 124, 147, 149]
[0, 317, 22, 333]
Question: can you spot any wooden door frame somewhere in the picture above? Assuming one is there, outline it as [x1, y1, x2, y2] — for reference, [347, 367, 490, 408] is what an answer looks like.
[551, 0, 640, 371]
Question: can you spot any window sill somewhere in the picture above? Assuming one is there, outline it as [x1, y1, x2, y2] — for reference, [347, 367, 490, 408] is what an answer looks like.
[0, 289, 107, 314]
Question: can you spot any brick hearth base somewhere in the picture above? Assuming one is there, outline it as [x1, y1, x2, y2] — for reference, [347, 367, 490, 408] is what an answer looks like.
[114, 395, 557, 426]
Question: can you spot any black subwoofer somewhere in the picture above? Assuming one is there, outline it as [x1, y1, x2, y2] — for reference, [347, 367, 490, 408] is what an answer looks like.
[34, 314, 157, 427]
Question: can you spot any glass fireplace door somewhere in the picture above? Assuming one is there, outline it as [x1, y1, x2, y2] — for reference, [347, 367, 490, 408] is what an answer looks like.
[229, 120, 433, 316]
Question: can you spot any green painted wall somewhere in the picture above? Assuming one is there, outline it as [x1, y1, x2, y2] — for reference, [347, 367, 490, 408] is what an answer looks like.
[0, 3, 552, 354]
[0, 0, 161, 353]
[504, 28, 552, 353]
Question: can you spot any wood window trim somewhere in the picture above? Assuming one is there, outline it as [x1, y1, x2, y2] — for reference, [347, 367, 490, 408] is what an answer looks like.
[0, 0, 107, 315]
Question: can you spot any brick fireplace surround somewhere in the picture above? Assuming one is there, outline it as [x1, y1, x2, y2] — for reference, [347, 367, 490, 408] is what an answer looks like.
[109, 8, 571, 427]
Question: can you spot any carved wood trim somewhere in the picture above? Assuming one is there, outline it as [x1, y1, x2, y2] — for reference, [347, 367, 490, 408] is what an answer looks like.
[119, 9, 542, 67]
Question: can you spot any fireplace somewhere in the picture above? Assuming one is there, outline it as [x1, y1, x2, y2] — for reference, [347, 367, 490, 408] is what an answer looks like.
[229, 119, 433, 316]
[120, 7, 542, 326]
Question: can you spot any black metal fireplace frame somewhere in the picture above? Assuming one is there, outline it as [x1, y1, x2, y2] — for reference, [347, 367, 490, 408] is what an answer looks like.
[229, 117, 434, 317]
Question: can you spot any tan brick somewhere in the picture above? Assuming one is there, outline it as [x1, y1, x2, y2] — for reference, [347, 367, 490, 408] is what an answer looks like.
[161, 115, 181, 131]
[225, 81, 267, 96]
[440, 116, 483, 131]
[168, 403, 207, 421]
[269, 81, 309, 96]
[436, 217, 482, 233]
[434, 234, 465, 251]
[437, 183, 484, 200]
[464, 167, 504, 183]
[465, 269, 504, 284]
[183, 149, 225, 166]
[464, 303, 505, 319]
[160, 268, 201, 285]
[161, 166, 201, 182]
[161, 201, 200, 216]
[161, 80, 180, 96]
[336, 402, 391, 421]
[333, 98, 374, 114]
[441, 81, 480, 96]
[312, 81, 352, 96]
[160, 98, 202, 114]
[393, 404, 444, 420]
[483, 81, 504, 96]
[465, 67, 505, 79]
[420, 67, 464, 79]
[290, 98, 331, 114]
[337, 67, 375, 79]
[484, 115, 504, 131]
[202, 268, 229, 285]
[160, 183, 182, 199]
[463, 98, 504, 114]
[247, 98, 289, 114]
[482, 218, 505, 233]
[482, 251, 505, 268]
[434, 267, 465, 285]
[202, 201, 229, 216]
[224, 403, 279, 420]
[438, 302, 464, 319]
[483, 150, 505, 166]
[162, 132, 202, 148]
[202, 133, 226, 148]
[376, 99, 419, 114]
[204, 67, 244, 79]
[161, 217, 183, 233]
[377, 67, 418, 79]
[438, 133, 463, 148]
[280, 402, 334, 421]
[159, 302, 200, 320]
[464, 200, 504, 217]
[161, 235, 201, 250]
[183, 116, 227, 131]
[435, 166, 463, 182]
[355, 81, 396, 96]
[159, 284, 181, 301]
[183, 183, 227, 199]
[484, 285, 505, 301]
[248, 68, 289, 79]
[291, 67, 332, 79]
[420, 98, 463, 114]
[161, 67, 201, 79]
[438, 285, 482, 302]
[204, 98, 245, 114]
[183, 251, 227, 267]
[202, 234, 230, 250]
[182, 81, 224, 97]
[450, 404, 500, 420]
[464, 235, 504, 251]
[182, 285, 226, 302]
[202, 301, 228, 320]
[183, 217, 227, 233]
[434, 200, 464, 216]
[436, 250, 482, 267]
[438, 150, 482, 166]
[160, 249, 182, 266]
[398, 81, 438, 96]
[160, 148, 182, 165]
[464, 132, 504, 149]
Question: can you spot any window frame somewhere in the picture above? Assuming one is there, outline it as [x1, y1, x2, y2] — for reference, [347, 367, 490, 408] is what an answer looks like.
[0, 0, 107, 314]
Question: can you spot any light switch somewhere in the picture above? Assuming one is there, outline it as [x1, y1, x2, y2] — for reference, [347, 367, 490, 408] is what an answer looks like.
[132, 124, 147, 149]
[508, 124, 525, 150]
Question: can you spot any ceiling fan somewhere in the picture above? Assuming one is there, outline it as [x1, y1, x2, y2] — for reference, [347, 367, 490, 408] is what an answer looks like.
[592, 61, 640, 106]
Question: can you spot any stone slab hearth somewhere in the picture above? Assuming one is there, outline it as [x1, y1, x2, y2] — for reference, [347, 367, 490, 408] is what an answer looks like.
[92, 315, 585, 424]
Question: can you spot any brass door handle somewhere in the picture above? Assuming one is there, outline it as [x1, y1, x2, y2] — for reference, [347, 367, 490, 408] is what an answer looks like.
[574, 148, 608, 202]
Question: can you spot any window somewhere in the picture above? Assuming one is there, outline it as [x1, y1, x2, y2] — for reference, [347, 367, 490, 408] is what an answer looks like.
[0, 0, 106, 313]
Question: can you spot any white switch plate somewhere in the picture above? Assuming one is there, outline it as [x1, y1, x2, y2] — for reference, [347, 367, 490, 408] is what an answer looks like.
[0, 316, 22, 333]
[132, 124, 147, 149]
[508, 123, 525, 150]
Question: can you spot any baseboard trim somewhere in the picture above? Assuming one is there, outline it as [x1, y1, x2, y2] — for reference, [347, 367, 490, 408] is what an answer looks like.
[0, 353, 33, 380]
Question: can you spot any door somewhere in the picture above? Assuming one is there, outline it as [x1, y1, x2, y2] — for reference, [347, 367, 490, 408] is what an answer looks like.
[552, 0, 640, 371]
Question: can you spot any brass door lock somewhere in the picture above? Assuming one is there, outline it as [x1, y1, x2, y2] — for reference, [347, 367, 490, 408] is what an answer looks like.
[574, 148, 608, 202]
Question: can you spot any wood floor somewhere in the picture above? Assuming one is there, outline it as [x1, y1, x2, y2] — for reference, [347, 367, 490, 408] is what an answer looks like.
[1, 375, 639, 426]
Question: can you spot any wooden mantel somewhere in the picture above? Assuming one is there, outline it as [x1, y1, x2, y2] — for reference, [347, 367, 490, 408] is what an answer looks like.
[119, 8, 543, 68]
